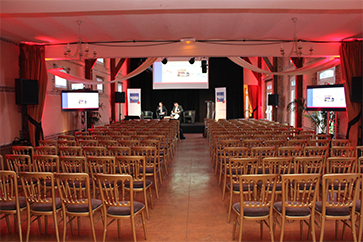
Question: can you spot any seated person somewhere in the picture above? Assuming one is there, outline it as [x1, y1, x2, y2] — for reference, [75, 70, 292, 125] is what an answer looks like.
[170, 102, 184, 120]
[156, 102, 167, 119]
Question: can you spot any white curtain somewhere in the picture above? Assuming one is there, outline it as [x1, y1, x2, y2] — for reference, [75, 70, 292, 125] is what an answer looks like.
[228, 57, 340, 76]
[47, 57, 157, 84]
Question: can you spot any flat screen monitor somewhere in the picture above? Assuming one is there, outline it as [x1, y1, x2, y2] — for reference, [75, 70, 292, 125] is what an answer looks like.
[306, 84, 346, 111]
[153, 58, 209, 89]
[61, 90, 99, 111]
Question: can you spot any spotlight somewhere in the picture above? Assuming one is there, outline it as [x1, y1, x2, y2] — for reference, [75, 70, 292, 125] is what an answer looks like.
[201, 60, 208, 73]
[189, 57, 195, 64]
[162, 58, 168, 65]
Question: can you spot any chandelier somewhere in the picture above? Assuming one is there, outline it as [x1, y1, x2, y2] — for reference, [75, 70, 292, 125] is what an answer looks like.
[64, 20, 97, 60]
[280, 18, 313, 58]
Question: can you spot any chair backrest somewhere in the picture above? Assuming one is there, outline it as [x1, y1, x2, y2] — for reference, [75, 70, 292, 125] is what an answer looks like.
[115, 156, 146, 183]
[238, 174, 277, 212]
[98, 140, 117, 148]
[303, 146, 329, 160]
[228, 158, 259, 179]
[118, 140, 140, 148]
[19, 172, 56, 206]
[78, 140, 99, 147]
[132, 146, 158, 165]
[326, 157, 356, 174]
[264, 139, 287, 149]
[55, 173, 91, 207]
[250, 147, 276, 166]
[294, 156, 324, 174]
[331, 139, 351, 146]
[280, 174, 320, 211]
[60, 156, 87, 173]
[241, 139, 264, 149]
[5, 154, 32, 173]
[58, 135, 76, 140]
[277, 146, 302, 157]
[57, 140, 77, 147]
[38, 140, 57, 147]
[59, 146, 83, 156]
[263, 157, 293, 177]
[308, 139, 330, 147]
[0, 170, 20, 209]
[108, 146, 132, 156]
[96, 174, 135, 214]
[0, 155, 3, 170]
[286, 139, 308, 148]
[86, 156, 116, 176]
[35, 146, 58, 155]
[321, 173, 360, 210]
[83, 146, 108, 156]
[330, 146, 355, 157]
[12, 146, 34, 159]
[33, 155, 60, 173]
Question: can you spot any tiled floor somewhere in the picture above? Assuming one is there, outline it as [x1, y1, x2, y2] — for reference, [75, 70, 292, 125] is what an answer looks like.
[0, 133, 358, 241]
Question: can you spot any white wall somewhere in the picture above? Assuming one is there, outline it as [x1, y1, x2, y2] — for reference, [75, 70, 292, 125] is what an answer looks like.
[0, 41, 22, 146]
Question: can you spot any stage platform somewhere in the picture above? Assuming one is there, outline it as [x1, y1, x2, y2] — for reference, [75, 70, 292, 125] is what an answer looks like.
[180, 122, 205, 133]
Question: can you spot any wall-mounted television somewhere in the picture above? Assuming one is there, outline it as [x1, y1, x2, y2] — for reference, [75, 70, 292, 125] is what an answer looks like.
[153, 58, 209, 90]
[61, 90, 99, 111]
[306, 84, 346, 111]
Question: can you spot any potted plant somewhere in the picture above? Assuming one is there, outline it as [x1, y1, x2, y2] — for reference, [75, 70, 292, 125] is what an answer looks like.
[87, 103, 104, 129]
[287, 98, 328, 133]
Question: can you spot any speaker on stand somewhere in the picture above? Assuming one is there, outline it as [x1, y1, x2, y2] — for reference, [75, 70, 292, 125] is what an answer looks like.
[268, 94, 279, 106]
[115, 92, 125, 121]
[15, 79, 39, 145]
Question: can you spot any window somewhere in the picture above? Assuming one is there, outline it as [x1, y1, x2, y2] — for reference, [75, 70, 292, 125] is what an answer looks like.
[97, 58, 104, 64]
[318, 67, 335, 84]
[96, 76, 103, 92]
[71, 83, 84, 90]
[55, 69, 67, 88]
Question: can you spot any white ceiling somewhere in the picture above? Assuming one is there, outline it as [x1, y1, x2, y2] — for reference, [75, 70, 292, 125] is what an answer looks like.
[1, 0, 362, 58]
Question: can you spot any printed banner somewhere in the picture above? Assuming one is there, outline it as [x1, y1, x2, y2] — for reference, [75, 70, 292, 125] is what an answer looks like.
[215, 87, 227, 120]
[127, 88, 141, 116]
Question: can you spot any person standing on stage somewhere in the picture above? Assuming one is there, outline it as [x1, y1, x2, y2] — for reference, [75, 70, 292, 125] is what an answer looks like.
[171, 102, 184, 120]
[156, 102, 167, 119]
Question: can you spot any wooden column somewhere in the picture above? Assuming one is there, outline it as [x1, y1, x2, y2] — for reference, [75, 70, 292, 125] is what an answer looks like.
[110, 58, 126, 121]
[85, 59, 97, 83]
[263, 57, 278, 121]
[291, 57, 303, 128]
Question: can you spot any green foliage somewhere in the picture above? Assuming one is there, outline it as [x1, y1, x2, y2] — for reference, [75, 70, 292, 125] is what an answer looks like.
[87, 103, 104, 128]
[287, 98, 328, 133]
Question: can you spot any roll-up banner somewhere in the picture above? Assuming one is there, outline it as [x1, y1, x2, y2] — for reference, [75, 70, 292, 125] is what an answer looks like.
[215, 87, 227, 120]
[127, 88, 141, 116]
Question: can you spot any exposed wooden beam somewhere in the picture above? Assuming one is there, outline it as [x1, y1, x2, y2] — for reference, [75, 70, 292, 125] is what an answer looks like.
[243, 57, 260, 81]
[290, 57, 303, 128]
[84, 59, 97, 80]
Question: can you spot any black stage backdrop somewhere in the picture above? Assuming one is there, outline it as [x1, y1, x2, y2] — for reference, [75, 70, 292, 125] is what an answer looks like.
[129, 57, 244, 122]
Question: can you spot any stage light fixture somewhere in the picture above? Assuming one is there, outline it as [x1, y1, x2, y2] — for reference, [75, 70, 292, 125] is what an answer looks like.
[161, 58, 168, 65]
[189, 57, 195, 64]
[201, 60, 208, 73]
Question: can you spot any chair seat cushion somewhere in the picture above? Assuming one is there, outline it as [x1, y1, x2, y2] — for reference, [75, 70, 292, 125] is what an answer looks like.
[227, 183, 254, 192]
[67, 199, 102, 213]
[233, 202, 270, 217]
[107, 201, 144, 216]
[0, 196, 26, 210]
[315, 201, 350, 216]
[273, 201, 311, 216]
[32, 197, 62, 211]
[125, 180, 153, 189]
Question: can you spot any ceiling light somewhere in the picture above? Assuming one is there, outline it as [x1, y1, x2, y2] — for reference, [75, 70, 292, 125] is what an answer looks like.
[180, 38, 196, 44]
[280, 18, 313, 58]
[64, 20, 97, 60]
[189, 57, 195, 64]
[162, 58, 168, 64]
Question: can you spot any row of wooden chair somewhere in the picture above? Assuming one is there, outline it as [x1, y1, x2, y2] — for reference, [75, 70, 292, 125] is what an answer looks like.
[0, 170, 147, 242]
[231, 173, 363, 242]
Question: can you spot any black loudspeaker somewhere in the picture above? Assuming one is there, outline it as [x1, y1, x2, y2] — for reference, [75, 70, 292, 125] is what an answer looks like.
[15, 79, 39, 105]
[268, 94, 279, 106]
[351, 76, 363, 102]
[115, 92, 125, 103]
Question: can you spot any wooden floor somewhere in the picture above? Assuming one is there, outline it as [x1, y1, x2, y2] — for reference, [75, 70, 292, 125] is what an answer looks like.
[0, 134, 358, 242]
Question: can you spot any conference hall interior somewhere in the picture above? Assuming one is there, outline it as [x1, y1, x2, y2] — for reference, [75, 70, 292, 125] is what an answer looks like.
[0, 1, 363, 242]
